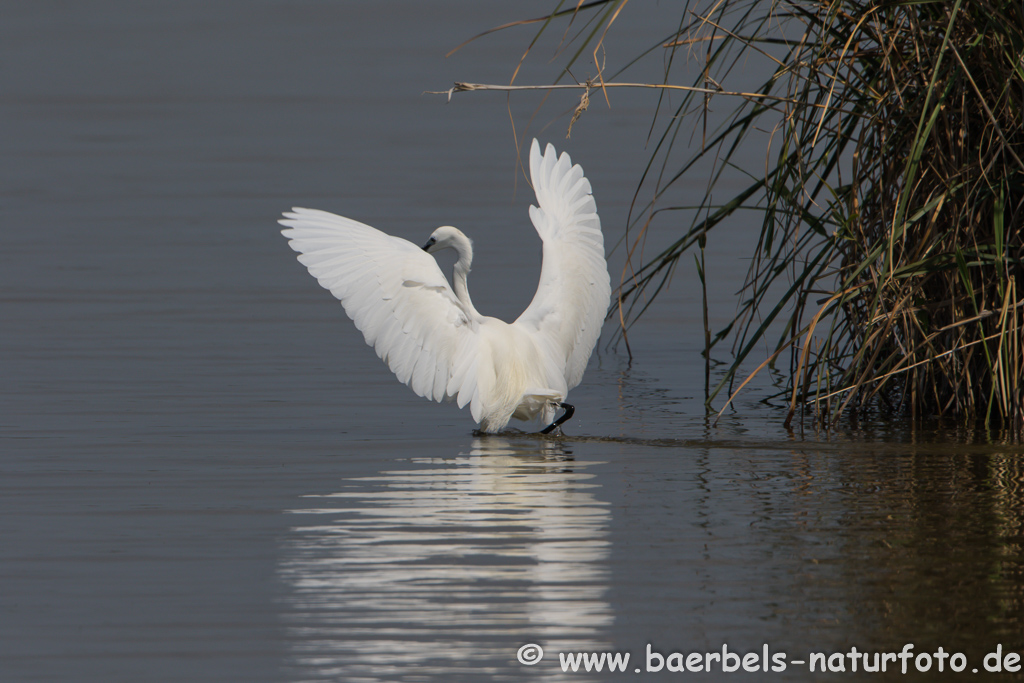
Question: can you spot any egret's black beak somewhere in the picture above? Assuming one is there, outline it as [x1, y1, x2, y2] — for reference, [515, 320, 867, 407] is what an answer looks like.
[422, 237, 436, 251]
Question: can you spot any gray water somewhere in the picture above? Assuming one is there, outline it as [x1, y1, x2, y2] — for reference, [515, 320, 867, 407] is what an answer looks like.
[3, 3, 1024, 682]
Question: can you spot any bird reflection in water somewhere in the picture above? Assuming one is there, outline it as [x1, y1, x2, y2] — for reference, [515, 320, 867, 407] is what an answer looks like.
[279, 437, 613, 682]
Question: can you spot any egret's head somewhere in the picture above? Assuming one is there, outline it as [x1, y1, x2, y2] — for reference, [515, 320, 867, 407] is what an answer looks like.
[422, 226, 469, 254]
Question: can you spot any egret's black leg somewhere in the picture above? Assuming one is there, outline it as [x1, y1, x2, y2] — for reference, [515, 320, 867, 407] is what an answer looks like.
[540, 402, 575, 434]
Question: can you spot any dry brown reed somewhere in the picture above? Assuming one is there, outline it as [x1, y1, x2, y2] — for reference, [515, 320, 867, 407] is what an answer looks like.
[447, 0, 1024, 432]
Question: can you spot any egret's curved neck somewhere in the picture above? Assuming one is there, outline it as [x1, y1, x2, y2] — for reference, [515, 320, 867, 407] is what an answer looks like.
[451, 238, 480, 317]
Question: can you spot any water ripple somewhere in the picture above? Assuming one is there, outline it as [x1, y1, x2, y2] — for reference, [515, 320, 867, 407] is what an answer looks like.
[279, 437, 613, 682]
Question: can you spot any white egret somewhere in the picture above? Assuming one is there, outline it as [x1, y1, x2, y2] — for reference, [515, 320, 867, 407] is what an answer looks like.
[280, 140, 610, 433]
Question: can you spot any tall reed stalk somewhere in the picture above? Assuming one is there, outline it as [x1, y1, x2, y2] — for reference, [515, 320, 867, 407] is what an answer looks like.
[451, 0, 1024, 430]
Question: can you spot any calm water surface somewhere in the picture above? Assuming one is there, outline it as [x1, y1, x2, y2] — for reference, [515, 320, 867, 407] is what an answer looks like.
[3, 2, 1023, 682]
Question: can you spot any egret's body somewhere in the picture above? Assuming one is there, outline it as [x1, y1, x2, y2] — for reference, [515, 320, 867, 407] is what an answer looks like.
[280, 140, 609, 433]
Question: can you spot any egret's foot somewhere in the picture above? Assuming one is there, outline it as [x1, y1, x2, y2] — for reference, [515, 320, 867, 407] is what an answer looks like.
[540, 402, 575, 435]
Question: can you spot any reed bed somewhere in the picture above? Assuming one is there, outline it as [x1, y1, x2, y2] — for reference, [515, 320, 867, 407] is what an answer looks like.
[451, 0, 1024, 431]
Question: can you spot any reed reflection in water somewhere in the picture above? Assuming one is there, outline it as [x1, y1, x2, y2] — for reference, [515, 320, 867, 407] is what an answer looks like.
[279, 437, 611, 682]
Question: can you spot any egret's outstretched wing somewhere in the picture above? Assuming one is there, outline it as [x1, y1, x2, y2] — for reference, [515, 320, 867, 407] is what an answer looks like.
[514, 140, 611, 389]
[280, 208, 483, 417]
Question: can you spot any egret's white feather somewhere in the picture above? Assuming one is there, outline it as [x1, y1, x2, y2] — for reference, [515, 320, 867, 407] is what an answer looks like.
[280, 140, 609, 433]
[281, 211, 480, 410]
[514, 140, 610, 390]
